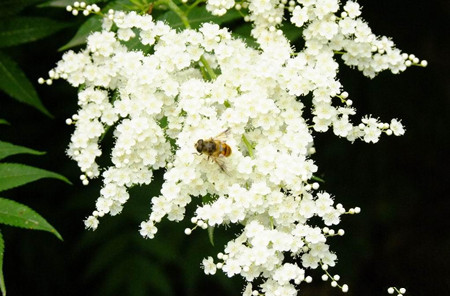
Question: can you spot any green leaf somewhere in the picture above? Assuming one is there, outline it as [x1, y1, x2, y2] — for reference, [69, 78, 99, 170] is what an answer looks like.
[0, 230, 4, 296]
[0, 141, 45, 161]
[232, 23, 258, 48]
[0, 17, 70, 48]
[0, 50, 52, 116]
[207, 225, 215, 246]
[0, 198, 62, 240]
[122, 28, 149, 52]
[0, 163, 71, 192]
[0, 120, 9, 125]
[59, 0, 135, 51]
[158, 6, 242, 29]
[58, 15, 103, 51]
[311, 174, 325, 183]
[232, 22, 303, 48]
[281, 22, 303, 44]
[0, 0, 43, 18]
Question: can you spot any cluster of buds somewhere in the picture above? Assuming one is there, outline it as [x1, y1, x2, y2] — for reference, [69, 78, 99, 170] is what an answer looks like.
[66, 1, 100, 16]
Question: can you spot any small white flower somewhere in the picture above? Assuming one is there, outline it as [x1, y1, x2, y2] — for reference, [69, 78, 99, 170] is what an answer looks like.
[222, 258, 242, 276]
[202, 256, 217, 275]
[139, 221, 158, 238]
[305, 227, 326, 244]
[344, 1, 362, 18]
[84, 216, 99, 230]
[301, 253, 320, 269]
[390, 118, 405, 135]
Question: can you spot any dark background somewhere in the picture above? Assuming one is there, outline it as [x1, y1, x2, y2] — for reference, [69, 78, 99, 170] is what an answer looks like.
[0, 0, 449, 295]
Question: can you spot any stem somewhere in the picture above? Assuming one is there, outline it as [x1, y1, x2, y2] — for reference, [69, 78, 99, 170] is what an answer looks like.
[156, 0, 217, 81]
[154, 0, 191, 28]
[100, 126, 110, 141]
[187, 0, 206, 14]
[241, 134, 254, 158]
[199, 55, 217, 80]
[167, 0, 191, 28]
[199, 63, 208, 80]
[320, 262, 345, 290]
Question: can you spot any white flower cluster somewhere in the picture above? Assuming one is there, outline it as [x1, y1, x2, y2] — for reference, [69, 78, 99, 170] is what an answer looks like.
[208, 0, 426, 78]
[44, 0, 424, 294]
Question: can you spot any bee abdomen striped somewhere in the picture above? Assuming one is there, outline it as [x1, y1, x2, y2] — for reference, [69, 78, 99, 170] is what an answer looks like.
[221, 143, 232, 157]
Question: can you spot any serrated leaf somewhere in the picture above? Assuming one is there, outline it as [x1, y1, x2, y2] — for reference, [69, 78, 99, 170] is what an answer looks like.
[0, 198, 62, 240]
[207, 225, 215, 246]
[0, 17, 70, 48]
[0, 0, 43, 17]
[58, 15, 102, 51]
[0, 141, 45, 161]
[0, 163, 71, 192]
[0, 230, 4, 296]
[0, 50, 52, 116]
[158, 6, 242, 29]
[0, 120, 9, 125]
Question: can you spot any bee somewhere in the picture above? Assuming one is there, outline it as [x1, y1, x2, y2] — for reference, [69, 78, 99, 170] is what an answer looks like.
[194, 128, 232, 172]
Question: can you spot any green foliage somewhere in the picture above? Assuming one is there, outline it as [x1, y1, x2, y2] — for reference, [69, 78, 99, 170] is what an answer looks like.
[0, 150, 68, 296]
[0, 198, 62, 240]
[0, 231, 4, 296]
[0, 2, 73, 291]
[207, 226, 215, 246]
[0, 140, 45, 161]
[76, 182, 179, 296]
[0, 135, 69, 295]
[0, 50, 52, 116]
[281, 22, 303, 44]
[122, 28, 150, 52]
[0, 0, 73, 116]
[58, 0, 135, 51]
[232, 23, 258, 48]
[0, 0, 43, 18]
[0, 163, 71, 192]
[158, 6, 242, 29]
[0, 17, 69, 48]
[58, 15, 103, 51]
[59, 2, 243, 51]
[100, 254, 173, 296]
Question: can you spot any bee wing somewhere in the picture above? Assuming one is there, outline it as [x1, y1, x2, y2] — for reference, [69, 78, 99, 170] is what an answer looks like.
[213, 157, 229, 174]
[214, 127, 231, 141]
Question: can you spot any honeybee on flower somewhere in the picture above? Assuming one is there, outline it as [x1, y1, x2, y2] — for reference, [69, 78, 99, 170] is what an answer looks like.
[194, 128, 232, 172]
